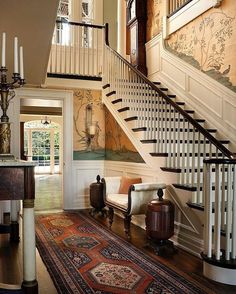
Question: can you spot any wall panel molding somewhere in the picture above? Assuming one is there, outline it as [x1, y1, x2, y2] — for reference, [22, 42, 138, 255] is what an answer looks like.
[146, 34, 236, 149]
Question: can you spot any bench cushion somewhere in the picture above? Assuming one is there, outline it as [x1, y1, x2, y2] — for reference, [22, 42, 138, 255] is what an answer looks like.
[106, 193, 128, 209]
[118, 177, 142, 194]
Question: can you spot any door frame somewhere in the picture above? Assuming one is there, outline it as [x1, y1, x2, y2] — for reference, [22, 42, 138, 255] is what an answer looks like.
[16, 87, 74, 210]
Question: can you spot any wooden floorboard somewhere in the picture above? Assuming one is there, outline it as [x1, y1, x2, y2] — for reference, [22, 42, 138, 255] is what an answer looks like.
[89, 210, 236, 294]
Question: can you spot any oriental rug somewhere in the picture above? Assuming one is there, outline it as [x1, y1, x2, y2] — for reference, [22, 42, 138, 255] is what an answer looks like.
[35, 212, 212, 294]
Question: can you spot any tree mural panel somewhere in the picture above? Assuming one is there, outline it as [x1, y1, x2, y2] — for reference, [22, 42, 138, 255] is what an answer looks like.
[105, 107, 144, 163]
[73, 89, 105, 160]
[166, 1, 236, 92]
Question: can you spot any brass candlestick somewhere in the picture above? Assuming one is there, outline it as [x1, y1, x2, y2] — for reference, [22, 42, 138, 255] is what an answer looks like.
[0, 66, 25, 159]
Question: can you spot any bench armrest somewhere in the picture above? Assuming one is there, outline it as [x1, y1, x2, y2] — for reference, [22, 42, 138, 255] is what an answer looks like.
[131, 183, 166, 192]
[128, 183, 166, 215]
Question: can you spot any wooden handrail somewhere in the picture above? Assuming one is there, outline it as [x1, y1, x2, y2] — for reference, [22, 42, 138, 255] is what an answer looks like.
[104, 40, 235, 160]
[56, 19, 105, 30]
[204, 158, 236, 164]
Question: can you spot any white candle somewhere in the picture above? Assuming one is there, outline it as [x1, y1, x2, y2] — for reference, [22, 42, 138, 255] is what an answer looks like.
[14, 37, 18, 73]
[20, 46, 24, 79]
[89, 125, 96, 136]
[2, 32, 6, 67]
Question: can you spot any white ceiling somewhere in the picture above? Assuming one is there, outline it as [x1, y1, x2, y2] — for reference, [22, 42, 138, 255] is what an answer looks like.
[0, 0, 59, 85]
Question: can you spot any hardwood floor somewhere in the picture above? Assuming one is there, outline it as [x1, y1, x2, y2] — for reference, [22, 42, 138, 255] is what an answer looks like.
[0, 210, 236, 293]
[91, 211, 236, 294]
[35, 174, 62, 211]
[0, 172, 235, 293]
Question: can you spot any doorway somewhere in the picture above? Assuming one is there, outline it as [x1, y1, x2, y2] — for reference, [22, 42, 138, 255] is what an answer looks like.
[18, 88, 73, 211]
[22, 119, 63, 211]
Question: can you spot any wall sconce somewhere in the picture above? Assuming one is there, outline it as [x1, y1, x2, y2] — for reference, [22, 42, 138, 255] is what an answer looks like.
[41, 116, 51, 126]
[85, 104, 97, 151]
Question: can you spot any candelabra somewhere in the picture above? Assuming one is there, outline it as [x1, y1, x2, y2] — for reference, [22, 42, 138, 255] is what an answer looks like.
[0, 32, 25, 158]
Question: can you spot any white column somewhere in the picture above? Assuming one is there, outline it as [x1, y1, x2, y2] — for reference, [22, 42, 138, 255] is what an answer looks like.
[117, 0, 126, 56]
[23, 202, 36, 282]
[28, 129, 32, 161]
[10, 200, 18, 222]
[50, 129, 55, 174]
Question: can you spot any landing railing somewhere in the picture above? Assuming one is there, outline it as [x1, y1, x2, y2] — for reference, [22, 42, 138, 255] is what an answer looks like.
[203, 158, 236, 264]
[168, 0, 193, 16]
[47, 20, 105, 80]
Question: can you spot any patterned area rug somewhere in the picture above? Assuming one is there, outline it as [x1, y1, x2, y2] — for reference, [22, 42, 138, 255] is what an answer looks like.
[35, 212, 212, 294]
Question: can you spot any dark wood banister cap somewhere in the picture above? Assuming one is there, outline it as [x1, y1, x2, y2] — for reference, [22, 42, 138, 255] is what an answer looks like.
[204, 158, 236, 164]
[56, 19, 105, 29]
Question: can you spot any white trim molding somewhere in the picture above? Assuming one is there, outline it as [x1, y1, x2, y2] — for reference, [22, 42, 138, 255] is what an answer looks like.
[164, 0, 224, 38]
[16, 87, 74, 210]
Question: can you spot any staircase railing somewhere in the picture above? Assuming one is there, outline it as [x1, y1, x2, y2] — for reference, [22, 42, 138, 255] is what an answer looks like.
[103, 27, 236, 268]
[203, 158, 236, 263]
[168, 0, 193, 16]
[47, 19, 105, 80]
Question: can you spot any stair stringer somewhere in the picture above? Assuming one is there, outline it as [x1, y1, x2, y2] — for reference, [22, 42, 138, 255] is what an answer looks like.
[103, 91, 205, 255]
[146, 33, 236, 151]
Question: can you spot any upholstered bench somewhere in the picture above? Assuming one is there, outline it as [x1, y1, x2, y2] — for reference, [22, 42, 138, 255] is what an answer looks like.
[101, 176, 166, 238]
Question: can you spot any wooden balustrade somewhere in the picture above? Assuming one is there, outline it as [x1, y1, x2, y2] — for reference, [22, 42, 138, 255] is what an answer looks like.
[168, 0, 193, 16]
[47, 20, 105, 79]
[103, 39, 235, 205]
[203, 158, 236, 263]
[103, 21, 236, 276]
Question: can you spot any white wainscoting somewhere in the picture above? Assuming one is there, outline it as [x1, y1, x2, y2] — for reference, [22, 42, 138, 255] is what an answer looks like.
[146, 34, 236, 149]
[71, 160, 105, 210]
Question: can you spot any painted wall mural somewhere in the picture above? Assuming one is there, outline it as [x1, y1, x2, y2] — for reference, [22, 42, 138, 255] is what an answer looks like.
[73, 89, 105, 160]
[166, 1, 236, 92]
[146, 0, 165, 42]
[105, 107, 144, 163]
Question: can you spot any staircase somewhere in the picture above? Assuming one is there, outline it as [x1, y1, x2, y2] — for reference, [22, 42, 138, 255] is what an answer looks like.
[102, 41, 236, 285]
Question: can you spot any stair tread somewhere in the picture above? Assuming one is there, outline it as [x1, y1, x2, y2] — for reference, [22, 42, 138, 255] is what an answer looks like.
[146, 128, 216, 133]
[118, 107, 129, 112]
[173, 182, 229, 192]
[132, 127, 147, 132]
[124, 116, 138, 122]
[112, 98, 122, 104]
[102, 84, 110, 89]
[140, 139, 157, 143]
[161, 167, 181, 173]
[154, 118, 205, 123]
[186, 202, 228, 213]
[156, 139, 229, 144]
[106, 91, 116, 97]
[162, 166, 230, 173]
[150, 152, 168, 157]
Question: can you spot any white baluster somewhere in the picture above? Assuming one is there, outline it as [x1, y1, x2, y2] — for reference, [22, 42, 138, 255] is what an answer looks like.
[226, 166, 232, 260]
[232, 164, 236, 258]
[204, 163, 213, 258]
[214, 164, 221, 260]
[196, 132, 201, 204]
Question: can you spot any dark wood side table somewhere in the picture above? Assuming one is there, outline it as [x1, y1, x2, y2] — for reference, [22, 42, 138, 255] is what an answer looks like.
[146, 189, 176, 256]
[0, 161, 38, 294]
[89, 175, 106, 216]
